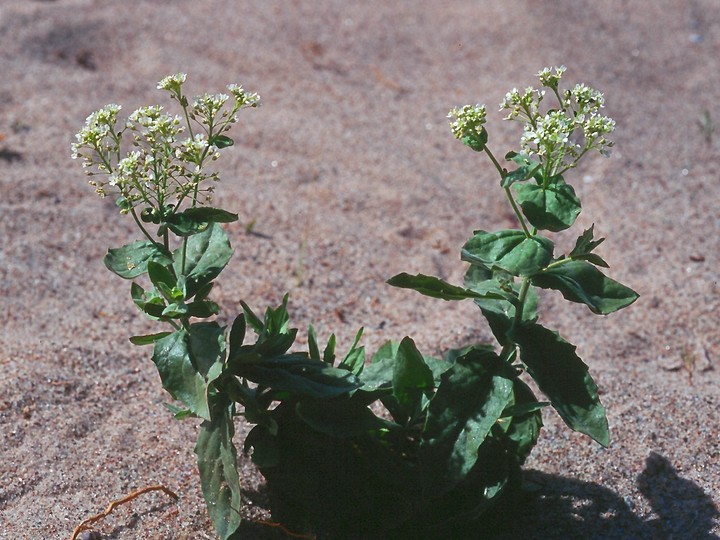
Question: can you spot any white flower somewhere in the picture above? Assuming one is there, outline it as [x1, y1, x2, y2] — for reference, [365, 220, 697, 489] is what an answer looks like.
[448, 104, 487, 140]
[499, 87, 543, 121]
[228, 84, 261, 108]
[537, 66, 566, 89]
[157, 73, 187, 93]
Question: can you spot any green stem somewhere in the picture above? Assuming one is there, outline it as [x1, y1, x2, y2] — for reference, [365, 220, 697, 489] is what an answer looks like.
[501, 276, 531, 363]
[545, 257, 572, 270]
[514, 277, 531, 326]
[505, 187, 532, 237]
[130, 207, 157, 244]
[483, 145, 533, 238]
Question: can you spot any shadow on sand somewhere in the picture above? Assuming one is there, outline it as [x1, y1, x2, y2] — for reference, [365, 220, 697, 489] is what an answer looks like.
[485, 452, 719, 540]
[237, 452, 719, 539]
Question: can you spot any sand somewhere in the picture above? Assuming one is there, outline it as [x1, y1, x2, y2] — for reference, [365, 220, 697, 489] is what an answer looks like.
[1, 0, 718, 538]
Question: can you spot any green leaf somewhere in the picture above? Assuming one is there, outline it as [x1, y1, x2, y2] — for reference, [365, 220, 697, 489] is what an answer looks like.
[532, 260, 639, 315]
[387, 273, 505, 301]
[509, 323, 609, 446]
[391, 337, 434, 425]
[152, 330, 212, 420]
[175, 223, 233, 298]
[501, 154, 542, 188]
[501, 379, 545, 465]
[513, 177, 582, 232]
[163, 402, 195, 419]
[211, 134, 234, 149]
[462, 230, 554, 276]
[464, 266, 537, 346]
[307, 325, 321, 362]
[129, 332, 172, 345]
[228, 315, 245, 345]
[295, 398, 398, 437]
[339, 328, 365, 375]
[569, 225, 609, 268]
[323, 333, 336, 365]
[104, 240, 172, 279]
[195, 401, 242, 539]
[239, 301, 264, 334]
[359, 356, 394, 393]
[240, 295, 298, 358]
[371, 341, 400, 364]
[147, 261, 179, 301]
[420, 348, 514, 490]
[166, 207, 239, 237]
[234, 354, 361, 399]
[461, 126, 488, 152]
[189, 322, 226, 386]
[185, 299, 221, 318]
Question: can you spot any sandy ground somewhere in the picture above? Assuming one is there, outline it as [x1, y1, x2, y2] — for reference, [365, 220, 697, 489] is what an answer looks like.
[1, 0, 719, 538]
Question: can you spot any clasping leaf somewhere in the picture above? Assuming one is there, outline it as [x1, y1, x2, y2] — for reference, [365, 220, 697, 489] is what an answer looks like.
[462, 230, 554, 276]
[104, 240, 172, 279]
[531, 260, 638, 315]
[513, 176, 581, 232]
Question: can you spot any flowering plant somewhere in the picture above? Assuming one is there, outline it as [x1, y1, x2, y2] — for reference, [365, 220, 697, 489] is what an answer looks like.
[73, 67, 636, 539]
[391, 65, 635, 450]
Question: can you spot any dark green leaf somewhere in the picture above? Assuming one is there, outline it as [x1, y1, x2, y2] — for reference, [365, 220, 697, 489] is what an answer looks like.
[420, 348, 514, 490]
[464, 266, 538, 346]
[189, 322, 226, 386]
[104, 240, 172, 279]
[185, 300, 220, 318]
[509, 323, 609, 446]
[339, 328, 365, 375]
[359, 356, 394, 392]
[513, 178, 581, 232]
[240, 301, 263, 333]
[129, 332, 172, 346]
[166, 208, 239, 237]
[392, 337, 434, 425]
[295, 398, 398, 437]
[532, 260, 639, 315]
[307, 325, 321, 362]
[228, 314, 246, 359]
[462, 230, 554, 276]
[193, 281, 214, 302]
[501, 379, 544, 465]
[174, 223, 233, 298]
[211, 134, 234, 149]
[387, 272, 505, 301]
[460, 126, 488, 152]
[323, 333, 336, 365]
[195, 401, 242, 539]
[147, 261, 179, 300]
[235, 355, 361, 399]
[569, 225, 609, 267]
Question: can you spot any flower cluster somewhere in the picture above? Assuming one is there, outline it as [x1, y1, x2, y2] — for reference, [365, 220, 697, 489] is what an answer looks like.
[499, 87, 544, 122]
[497, 66, 615, 173]
[537, 65, 566, 91]
[72, 74, 259, 216]
[448, 104, 487, 141]
[447, 104, 489, 151]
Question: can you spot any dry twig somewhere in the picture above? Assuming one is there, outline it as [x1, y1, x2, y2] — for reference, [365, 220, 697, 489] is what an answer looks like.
[70, 484, 178, 540]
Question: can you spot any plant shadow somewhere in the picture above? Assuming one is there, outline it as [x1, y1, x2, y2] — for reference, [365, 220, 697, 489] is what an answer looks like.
[484, 452, 719, 540]
[235, 452, 719, 539]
